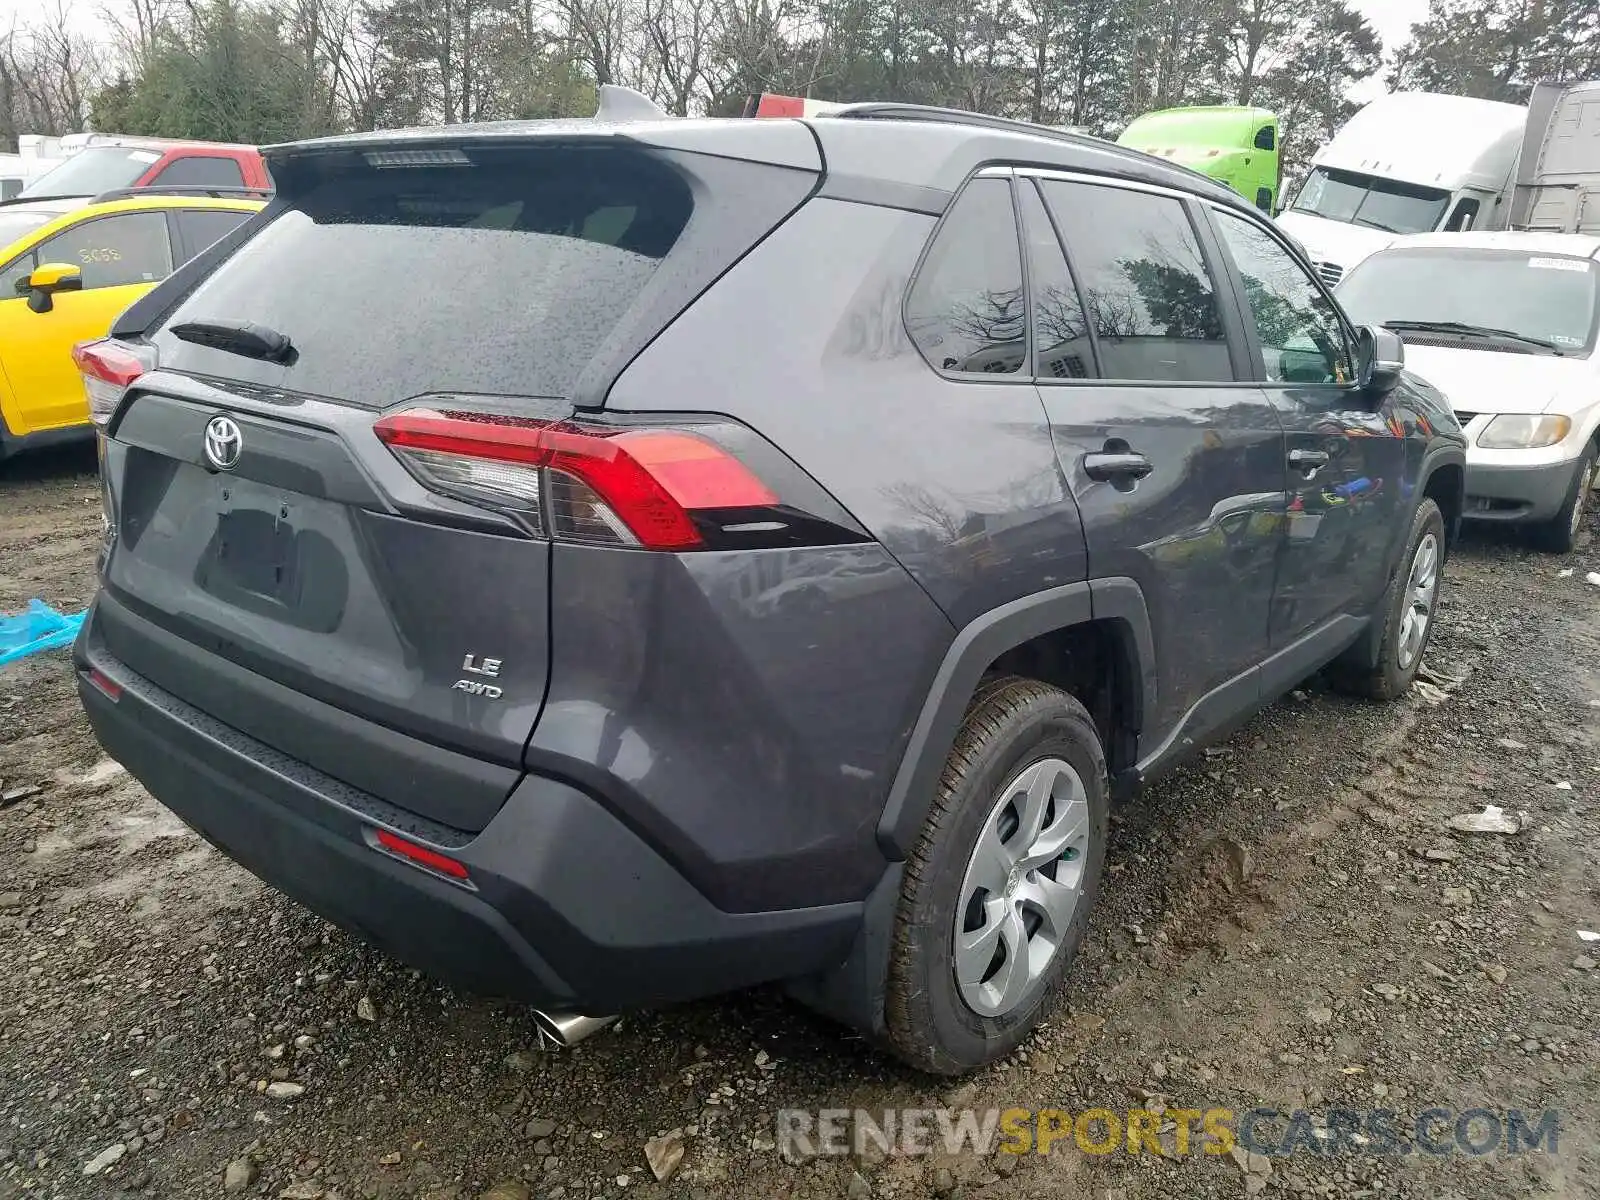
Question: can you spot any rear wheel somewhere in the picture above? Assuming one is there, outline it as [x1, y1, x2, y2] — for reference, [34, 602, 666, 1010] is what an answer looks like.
[1529, 446, 1595, 555]
[1331, 497, 1445, 701]
[884, 678, 1108, 1075]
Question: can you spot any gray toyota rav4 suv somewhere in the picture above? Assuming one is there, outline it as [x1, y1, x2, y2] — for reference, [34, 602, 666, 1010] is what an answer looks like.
[73, 89, 1466, 1074]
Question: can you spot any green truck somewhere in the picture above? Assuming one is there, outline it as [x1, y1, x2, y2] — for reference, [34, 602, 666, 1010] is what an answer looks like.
[1117, 106, 1281, 213]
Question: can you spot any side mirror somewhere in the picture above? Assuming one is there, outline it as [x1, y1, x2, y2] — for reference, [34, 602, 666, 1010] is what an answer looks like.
[1356, 324, 1404, 396]
[23, 261, 83, 313]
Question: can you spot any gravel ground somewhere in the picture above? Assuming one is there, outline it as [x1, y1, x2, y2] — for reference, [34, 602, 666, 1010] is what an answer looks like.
[2, 444, 1597, 1200]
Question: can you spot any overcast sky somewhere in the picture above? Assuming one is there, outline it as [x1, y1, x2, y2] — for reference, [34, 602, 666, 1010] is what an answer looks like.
[1357, 0, 1430, 47]
[1351, 0, 1428, 99]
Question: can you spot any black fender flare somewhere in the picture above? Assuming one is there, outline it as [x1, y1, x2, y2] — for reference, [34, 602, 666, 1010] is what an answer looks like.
[1419, 443, 1467, 542]
[790, 578, 1155, 1039]
[1352, 443, 1466, 668]
[874, 578, 1155, 859]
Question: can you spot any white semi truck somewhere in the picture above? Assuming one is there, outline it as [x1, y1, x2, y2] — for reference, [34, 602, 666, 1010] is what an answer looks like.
[1276, 91, 1529, 288]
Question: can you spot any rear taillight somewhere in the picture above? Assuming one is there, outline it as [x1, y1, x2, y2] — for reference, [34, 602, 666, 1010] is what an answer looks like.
[373, 409, 784, 551]
[73, 338, 155, 428]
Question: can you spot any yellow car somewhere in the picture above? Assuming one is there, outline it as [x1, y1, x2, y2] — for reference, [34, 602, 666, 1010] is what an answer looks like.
[0, 192, 263, 458]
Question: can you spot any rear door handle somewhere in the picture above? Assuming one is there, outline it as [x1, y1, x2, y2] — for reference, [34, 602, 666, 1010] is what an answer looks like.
[1289, 449, 1330, 474]
[1084, 452, 1154, 482]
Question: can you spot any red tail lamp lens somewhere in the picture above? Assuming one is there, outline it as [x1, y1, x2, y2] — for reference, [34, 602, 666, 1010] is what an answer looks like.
[373, 410, 777, 551]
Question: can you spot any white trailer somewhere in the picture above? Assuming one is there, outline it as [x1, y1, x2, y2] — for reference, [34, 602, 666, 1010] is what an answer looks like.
[1508, 80, 1600, 234]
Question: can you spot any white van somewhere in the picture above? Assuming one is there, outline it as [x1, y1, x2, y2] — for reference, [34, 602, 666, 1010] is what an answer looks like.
[1278, 92, 1528, 288]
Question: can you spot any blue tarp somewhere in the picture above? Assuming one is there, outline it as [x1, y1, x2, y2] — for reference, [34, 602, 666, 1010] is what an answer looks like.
[0, 600, 86, 667]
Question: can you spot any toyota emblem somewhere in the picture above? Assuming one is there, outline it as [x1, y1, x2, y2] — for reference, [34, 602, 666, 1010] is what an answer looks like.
[204, 415, 243, 471]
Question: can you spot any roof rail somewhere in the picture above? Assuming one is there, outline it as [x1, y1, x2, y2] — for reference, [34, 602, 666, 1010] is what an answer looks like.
[830, 102, 1107, 146]
[817, 102, 1233, 191]
[744, 94, 1122, 154]
[90, 185, 273, 203]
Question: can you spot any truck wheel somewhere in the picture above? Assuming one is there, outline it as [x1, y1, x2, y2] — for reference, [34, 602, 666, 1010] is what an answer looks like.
[884, 677, 1108, 1075]
[1331, 497, 1446, 701]
[1529, 447, 1595, 555]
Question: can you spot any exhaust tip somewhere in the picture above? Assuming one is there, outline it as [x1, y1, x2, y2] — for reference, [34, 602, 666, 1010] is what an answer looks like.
[532, 1010, 619, 1048]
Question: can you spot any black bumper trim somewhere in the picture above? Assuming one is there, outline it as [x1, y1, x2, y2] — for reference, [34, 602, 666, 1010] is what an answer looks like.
[75, 621, 865, 1012]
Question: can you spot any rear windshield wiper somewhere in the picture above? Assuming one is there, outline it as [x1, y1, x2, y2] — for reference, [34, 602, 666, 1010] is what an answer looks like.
[1383, 319, 1564, 355]
[169, 318, 296, 364]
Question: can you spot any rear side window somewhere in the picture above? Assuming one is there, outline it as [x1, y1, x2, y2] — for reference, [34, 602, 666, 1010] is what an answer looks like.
[154, 155, 246, 189]
[32, 211, 173, 289]
[153, 148, 693, 409]
[1039, 180, 1231, 383]
[905, 177, 1025, 376]
[174, 209, 253, 263]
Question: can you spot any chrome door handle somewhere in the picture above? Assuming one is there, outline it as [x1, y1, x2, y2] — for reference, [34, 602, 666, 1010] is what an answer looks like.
[1084, 452, 1154, 482]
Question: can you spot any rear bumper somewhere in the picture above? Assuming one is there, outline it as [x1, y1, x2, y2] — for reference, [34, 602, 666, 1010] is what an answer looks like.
[74, 617, 862, 1012]
[1462, 456, 1579, 523]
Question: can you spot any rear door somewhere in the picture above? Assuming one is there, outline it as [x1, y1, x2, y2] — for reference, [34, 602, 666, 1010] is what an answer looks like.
[0, 209, 173, 434]
[1023, 170, 1287, 749]
[1203, 204, 1405, 648]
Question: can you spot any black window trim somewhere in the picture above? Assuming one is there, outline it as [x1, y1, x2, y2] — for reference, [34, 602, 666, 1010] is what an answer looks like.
[1019, 166, 1255, 388]
[1019, 175, 1104, 379]
[1200, 198, 1362, 393]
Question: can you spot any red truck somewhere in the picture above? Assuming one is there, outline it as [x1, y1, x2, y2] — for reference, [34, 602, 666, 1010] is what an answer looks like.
[16, 136, 269, 201]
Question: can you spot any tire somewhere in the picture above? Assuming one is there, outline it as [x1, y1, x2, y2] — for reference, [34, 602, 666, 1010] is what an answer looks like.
[1528, 447, 1595, 555]
[884, 677, 1109, 1075]
[1330, 497, 1446, 701]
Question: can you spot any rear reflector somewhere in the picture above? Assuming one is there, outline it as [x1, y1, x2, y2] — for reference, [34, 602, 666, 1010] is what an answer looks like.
[73, 339, 154, 427]
[373, 829, 471, 881]
[373, 409, 778, 551]
[86, 667, 122, 702]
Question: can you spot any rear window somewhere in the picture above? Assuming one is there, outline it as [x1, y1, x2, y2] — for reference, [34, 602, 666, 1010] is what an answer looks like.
[153, 155, 247, 188]
[152, 148, 693, 408]
[19, 146, 158, 198]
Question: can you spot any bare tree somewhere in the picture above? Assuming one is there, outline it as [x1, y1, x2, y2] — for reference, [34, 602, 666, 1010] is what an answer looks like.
[641, 0, 712, 113]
